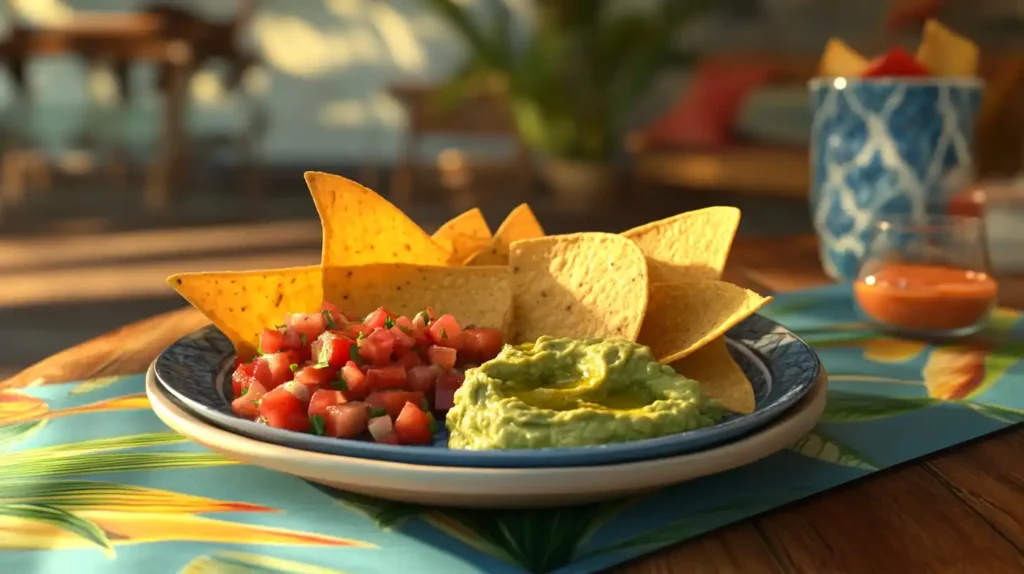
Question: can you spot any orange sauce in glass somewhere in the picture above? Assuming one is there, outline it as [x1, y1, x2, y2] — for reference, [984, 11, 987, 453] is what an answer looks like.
[854, 263, 998, 332]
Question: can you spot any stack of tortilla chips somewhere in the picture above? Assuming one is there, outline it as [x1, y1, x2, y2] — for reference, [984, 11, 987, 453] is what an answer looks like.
[169, 172, 769, 415]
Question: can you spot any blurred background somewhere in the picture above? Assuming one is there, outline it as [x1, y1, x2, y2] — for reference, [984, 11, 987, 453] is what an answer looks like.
[0, 0, 1021, 377]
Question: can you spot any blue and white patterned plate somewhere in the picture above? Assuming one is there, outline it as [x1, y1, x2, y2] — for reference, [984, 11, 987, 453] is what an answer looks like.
[154, 314, 820, 468]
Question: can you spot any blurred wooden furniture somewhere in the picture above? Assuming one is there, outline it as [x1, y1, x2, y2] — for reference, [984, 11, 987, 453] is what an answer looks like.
[389, 84, 531, 207]
[0, 1, 261, 212]
[4, 233, 1024, 573]
[629, 53, 1024, 198]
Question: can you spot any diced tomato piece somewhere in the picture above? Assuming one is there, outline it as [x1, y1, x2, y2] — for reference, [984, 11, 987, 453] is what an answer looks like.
[308, 389, 348, 418]
[461, 327, 504, 364]
[323, 402, 370, 438]
[358, 328, 395, 367]
[341, 360, 370, 400]
[366, 390, 425, 420]
[394, 401, 435, 445]
[429, 314, 464, 349]
[862, 46, 930, 78]
[434, 369, 465, 412]
[231, 362, 256, 396]
[368, 415, 395, 441]
[280, 327, 304, 352]
[250, 359, 273, 388]
[394, 347, 423, 370]
[259, 387, 310, 432]
[407, 364, 442, 396]
[426, 345, 458, 370]
[389, 325, 416, 351]
[293, 365, 336, 389]
[365, 364, 407, 391]
[363, 307, 396, 330]
[258, 351, 303, 390]
[259, 328, 285, 355]
[231, 381, 267, 419]
[319, 301, 347, 327]
[343, 323, 373, 340]
[281, 380, 313, 403]
[314, 331, 356, 369]
[287, 312, 328, 343]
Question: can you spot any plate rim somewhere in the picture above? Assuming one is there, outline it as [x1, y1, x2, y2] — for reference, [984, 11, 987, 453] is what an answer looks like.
[154, 313, 820, 467]
[146, 362, 828, 506]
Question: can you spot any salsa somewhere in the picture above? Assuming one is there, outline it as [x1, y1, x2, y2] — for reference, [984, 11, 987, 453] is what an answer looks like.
[854, 263, 998, 333]
[228, 301, 504, 446]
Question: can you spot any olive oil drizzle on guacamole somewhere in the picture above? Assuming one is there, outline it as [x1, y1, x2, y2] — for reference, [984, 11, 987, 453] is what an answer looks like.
[446, 336, 724, 450]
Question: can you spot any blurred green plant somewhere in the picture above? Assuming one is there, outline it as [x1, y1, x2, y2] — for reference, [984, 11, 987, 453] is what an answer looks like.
[422, 0, 714, 161]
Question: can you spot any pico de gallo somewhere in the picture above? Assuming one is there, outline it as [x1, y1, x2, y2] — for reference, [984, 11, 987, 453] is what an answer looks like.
[228, 302, 504, 446]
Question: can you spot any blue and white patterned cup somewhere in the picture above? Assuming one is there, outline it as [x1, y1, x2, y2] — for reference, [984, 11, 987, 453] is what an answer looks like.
[808, 78, 984, 281]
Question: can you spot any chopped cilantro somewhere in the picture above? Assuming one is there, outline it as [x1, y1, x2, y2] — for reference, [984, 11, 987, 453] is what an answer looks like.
[425, 410, 438, 434]
[240, 387, 249, 396]
[357, 331, 367, 340]
[349, 344, 362, 365]
[321, 309, 336, 328]
[367, 407, 388, 418]
[289, 363, 299, 372]
[414, 311, 431, 326]
[309, 414, 326, 435]
[440, 327, 448, 339]
[300, 333, 308, 346]
[399, 325, 412, 334]
[330, 378, 349, 391]
[384, 316, 396, 329]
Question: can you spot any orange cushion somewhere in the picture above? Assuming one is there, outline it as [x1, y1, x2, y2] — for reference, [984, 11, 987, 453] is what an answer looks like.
[644, 58, 776, 148]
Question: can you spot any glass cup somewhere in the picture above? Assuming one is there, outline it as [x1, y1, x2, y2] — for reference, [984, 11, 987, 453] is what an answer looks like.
[853, 215, 998, 338]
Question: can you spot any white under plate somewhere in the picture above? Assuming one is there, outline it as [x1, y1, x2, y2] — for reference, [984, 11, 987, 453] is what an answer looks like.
[146, 363, 828, 508]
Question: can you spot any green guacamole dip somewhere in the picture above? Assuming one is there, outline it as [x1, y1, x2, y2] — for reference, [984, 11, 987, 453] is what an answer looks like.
[446, 336, 724, 450]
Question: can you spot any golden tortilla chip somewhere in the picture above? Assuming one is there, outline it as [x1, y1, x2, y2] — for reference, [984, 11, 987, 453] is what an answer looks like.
[509, 232, 648, 343]
[305, 171, 450, 267]
[638, 280, 771, 364]
[167, 266, 323, 358]
[672, 338, 755, 414]
[916, 19, 979, 77]
[818, 38, 869, 77]
[622, 207, 740, 283]
[323, 264, 513, 334]
[432, 208, 493, 265]
[467, 203, 544, 266]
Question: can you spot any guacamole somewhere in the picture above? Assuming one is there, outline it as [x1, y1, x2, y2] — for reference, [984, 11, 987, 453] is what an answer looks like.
[446, 336, 724, 450]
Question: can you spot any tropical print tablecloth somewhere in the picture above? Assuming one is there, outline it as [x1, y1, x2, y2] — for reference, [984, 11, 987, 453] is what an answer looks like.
[1, 284, 1022, 574]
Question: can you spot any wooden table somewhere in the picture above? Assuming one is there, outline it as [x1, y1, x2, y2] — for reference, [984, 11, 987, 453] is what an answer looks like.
[3, 234, 1023, 573]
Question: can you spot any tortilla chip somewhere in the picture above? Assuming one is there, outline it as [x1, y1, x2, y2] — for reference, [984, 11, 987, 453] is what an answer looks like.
[305, 171, 450, 267]
[432, 208, 493, 265]
[622, 207, 740, 283]
[637, 281, 771, 364]
[323, 264, 513, 334]
[818, 38, 869, 77]
[467, 203, 545, 266]
[167, 266, 323, 358]
[672, 338, 755, 414]
[509, 232, 648, 343]
[916, 19, 979, 77]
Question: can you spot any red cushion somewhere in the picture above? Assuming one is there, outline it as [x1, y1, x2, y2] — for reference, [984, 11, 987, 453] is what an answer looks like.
[644, 58, 776, 148]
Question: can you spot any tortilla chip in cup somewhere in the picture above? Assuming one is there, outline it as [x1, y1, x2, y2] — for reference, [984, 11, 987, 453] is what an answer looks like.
[167, 265, 323, 358]
[622, 206, 741, 283]
[671, 337, 755, 414]
[323, 264, 513, 335]
[468, 203, 545, 266]
[305, 171, 450, 267]
[637, 280, 771, 364]
[432, 207, 493, 265]
[509, 232, 648, 343]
